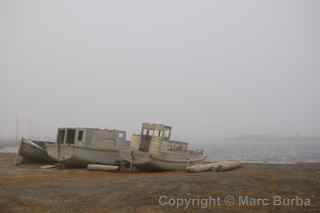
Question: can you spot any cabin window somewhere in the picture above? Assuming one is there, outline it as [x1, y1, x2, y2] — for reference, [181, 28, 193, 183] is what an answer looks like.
[118, 132, 124, 138]
[143, 129, 148, 135]
[164, 130, 170, 137]
[77, 130, 84, 141]
[57, 129, 65, 144]
[66, 129, 76, 144]
[154, 130, 160, 136]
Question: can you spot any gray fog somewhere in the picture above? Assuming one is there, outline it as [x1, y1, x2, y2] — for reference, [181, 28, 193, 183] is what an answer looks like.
[1, 0, 319, 144]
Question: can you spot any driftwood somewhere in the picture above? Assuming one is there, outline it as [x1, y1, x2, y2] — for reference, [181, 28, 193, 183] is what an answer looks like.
[40, 165, 56, 169]
[214, 161, 241, 172]
[87, 164, 119, 171]
[186, 161, 241, 173]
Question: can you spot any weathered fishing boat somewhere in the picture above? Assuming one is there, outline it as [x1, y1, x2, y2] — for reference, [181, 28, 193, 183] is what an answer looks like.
[120, 123, 207, 171]
[16, 137, 57, 164]
[46, 128, 129, 167]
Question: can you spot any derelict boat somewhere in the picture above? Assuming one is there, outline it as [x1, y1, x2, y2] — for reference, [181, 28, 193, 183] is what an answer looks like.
[46, 128, 129, 167]
[121, 123, 207, 171]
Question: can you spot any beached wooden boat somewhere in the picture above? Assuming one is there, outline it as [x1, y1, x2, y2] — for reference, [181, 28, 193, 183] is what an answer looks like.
[46, 128, 129, 167]
[120, 123, 207, 171]
[16, 138, 57, 164]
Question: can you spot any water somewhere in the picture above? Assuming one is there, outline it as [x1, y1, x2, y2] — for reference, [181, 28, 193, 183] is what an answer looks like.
[204, 138, 320, 164]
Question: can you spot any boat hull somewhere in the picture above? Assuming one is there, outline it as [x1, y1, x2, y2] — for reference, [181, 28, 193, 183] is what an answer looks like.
[121, 150, 207, 171]
[17, 138, 57, 164]
[46, 144, 123, 167]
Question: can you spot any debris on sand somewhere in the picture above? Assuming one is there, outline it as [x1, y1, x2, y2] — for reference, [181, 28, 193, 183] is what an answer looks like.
[214, 160, 241, 172]
[87, 164, 119, 171]
[186, 160, 241, 173]
[186, 162, 218, 173]
[40, 165, 56, 169]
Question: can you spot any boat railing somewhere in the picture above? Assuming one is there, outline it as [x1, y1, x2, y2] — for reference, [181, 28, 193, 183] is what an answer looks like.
[156, 149, 205, 162]
[159, 142, 204, 154]
[159, 147, 204, 159]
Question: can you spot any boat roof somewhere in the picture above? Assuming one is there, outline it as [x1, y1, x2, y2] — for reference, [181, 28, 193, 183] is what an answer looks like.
[142, 123, 172, 131]
[58, 127, 126, 133]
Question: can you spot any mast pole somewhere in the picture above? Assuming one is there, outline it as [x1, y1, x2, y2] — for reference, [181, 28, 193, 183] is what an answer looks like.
[16, 114, 19, 144]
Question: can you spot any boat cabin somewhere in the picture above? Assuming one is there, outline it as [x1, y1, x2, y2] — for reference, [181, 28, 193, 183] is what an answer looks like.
[56, 128, 128, 150]
[131, 123, 189, 154]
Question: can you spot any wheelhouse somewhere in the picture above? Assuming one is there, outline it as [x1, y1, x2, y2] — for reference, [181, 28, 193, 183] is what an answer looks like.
[131, 123, 189, 154]
[57, 128, 85, 145]
[56, 128, 127, 149]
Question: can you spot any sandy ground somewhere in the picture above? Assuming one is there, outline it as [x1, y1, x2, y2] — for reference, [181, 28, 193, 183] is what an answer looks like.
[0, 153, 319, 213]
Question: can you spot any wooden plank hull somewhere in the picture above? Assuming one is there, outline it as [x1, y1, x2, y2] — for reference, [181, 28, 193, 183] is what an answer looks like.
[17, 138, 57, 164]
[121, 150, 207, 171]
[46, 144, 123, 168]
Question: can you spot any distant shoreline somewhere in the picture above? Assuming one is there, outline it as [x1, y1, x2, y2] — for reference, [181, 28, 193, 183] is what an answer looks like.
[0, 146, 18, 153]
[0, 140, 18, 148]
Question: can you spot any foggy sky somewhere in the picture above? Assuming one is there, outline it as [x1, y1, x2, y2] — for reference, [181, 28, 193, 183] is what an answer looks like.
[1, 0, 319, 143]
